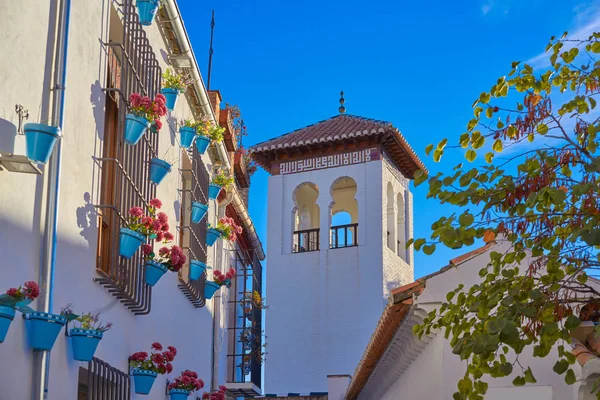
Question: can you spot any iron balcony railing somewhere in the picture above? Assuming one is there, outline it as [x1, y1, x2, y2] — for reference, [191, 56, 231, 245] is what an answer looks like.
[293, 228, 320, 253]
[84, 357, 130, 400]
[330, 223, 358, 249]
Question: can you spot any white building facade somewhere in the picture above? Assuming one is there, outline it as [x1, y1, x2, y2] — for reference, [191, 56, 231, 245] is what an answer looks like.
[0, 1, 264, 399]
[250, 113, 425, 394]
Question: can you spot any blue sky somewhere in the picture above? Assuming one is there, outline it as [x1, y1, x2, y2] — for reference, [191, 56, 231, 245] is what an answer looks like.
[178, 0, 600, 278]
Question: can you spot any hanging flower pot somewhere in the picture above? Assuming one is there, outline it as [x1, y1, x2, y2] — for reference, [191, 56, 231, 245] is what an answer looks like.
[195, 135, 211, 155]
[206, 228, 222, 246]
[191, 202, 208, 224]
[179, 127, 196, 148]
[189, 260, 207, 281]
[145, 261, 168, 286]
[169, 389, 191, 400]
[119, 227, 146, 259]
[161, 88, 180, 111]
[204, 281, 221, 299]
[23, 123, 61, 164]
[208, 184, 222, 200]
[131, 368, 158, 394]
[25, 312, 67, 351]
[136, 0, 160, 26]
[0, 306, 15, 343]
[124, 113, 150, 145]
[70, 328, 103, 362]
[149, 158, 172, 185]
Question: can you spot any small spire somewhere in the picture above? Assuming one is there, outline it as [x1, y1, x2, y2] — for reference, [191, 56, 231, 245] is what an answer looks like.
[338, 90, 346, 114]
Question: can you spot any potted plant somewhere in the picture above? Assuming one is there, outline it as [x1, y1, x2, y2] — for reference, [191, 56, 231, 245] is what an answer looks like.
[189, 260, 208, 281]
[206, 217, 242, 247]
[202, 385, 228, 400]
[142, 242, 185, 286]
[195, 121, 225, 155]
[136, 0, 165, 26]
[125, 93, 167, 145]
[0, 281, 40, 343]
[129, 342, 177, 395]
[60, 305, 113, 362]
[119, 198, 170, 259]
[240, 355, 251, 375]
[208, 172, 234, 200]
[167, 370, 205, 400]
[205, 268, 236, 300]
[149, 157, 172, 185]
[179, 119, 204, 149]
[161, 68, 193, 111]
[190, 199, 208, 224]
[23, 123, 61, 164]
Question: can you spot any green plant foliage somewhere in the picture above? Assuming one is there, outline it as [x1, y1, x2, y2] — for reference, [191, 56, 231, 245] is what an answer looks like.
[413, 31, 600, 399]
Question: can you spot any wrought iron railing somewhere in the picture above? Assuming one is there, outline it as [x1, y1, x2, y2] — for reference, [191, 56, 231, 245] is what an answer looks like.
[94, 0, 161, 315]
[292, 228, 320, 253]
[330, 223, 358, 248]
[84, 357, 130, 400]
[177, 149, 209, 307]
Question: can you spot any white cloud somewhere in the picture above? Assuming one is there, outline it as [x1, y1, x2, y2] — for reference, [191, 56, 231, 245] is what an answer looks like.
[527, 4, 600, 68]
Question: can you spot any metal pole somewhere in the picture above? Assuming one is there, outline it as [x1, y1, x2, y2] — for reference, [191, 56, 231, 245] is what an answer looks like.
[207, 10, 215, 90]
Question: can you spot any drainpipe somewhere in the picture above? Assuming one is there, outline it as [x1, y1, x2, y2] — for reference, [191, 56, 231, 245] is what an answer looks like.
[33, 0, 71, 399]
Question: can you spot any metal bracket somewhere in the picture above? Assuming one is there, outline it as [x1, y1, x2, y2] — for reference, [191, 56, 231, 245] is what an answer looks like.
[15, 104, 29, 135]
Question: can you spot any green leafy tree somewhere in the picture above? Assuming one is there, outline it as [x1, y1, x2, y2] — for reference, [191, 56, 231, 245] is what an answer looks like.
[412, 31, 600, 399]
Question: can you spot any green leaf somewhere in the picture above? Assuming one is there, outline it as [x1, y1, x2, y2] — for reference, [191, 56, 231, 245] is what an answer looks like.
[423, 244, 437, 255]
[492, 139, 503, 152]
[434, 149, 443, 162]
[524, 368, 537, 383]
[459, 213, 475, 226]
[480, 92, 491, 104]
[484, 152, 494, 163]
[512, 376, 526, 386]
[413, 169, 428, 187]
[425, 144, 434, 156]
[553, 360, 569, 374]
[465, 150, 477, 162]
[564, 315, 581, 330]
[414, 238, 426, 251]
[536, 123, 549, 135]
[565, 369, 576, 385]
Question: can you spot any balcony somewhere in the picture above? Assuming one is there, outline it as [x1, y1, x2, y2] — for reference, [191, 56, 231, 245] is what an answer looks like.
[219, 107, 237, 152]
[293, 228, 320, 253]
[330, 223, 358, 249]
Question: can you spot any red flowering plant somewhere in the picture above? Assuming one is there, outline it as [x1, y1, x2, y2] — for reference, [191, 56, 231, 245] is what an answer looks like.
[202, 385, 228, 400]
[129, 342, 177, 375]
[126, 198, 172, 241]
[209, 217, 242, 242]
[0, 280, 40, 312]
[167, 370, 205, 393]
[212, 268, 236, 289]
[129, 93, 167, 133]
[142, 244, 187, 272]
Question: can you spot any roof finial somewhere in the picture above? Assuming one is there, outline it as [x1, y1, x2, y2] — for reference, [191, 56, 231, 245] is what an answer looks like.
[338, 90, 346, 114]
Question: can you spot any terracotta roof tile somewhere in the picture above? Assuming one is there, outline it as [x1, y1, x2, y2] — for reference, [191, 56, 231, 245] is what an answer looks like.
[249, 114, 426, 178]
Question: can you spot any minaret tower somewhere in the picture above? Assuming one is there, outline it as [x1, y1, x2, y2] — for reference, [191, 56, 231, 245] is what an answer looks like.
[250, 96, 426, 394]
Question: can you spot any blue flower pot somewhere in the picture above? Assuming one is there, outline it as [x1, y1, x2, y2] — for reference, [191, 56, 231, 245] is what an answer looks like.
[136, 0, 160, 26]
[169, 389, 191, 400]
[70, 328, 103, 361]
[145, 260, 168, 286]
[191, 201, 208, 224]
[119, 228, 145, 259]
[24, 123, 61, 163]
[190, 260, 207, 281]
[149, 157, 171, 185]
[208, 184, 222, 200]
[124, 113, 150, 145]
[195, 135, 211, 155]
[131, 368, 158, 394]
[206, 228, 222, 246]
[25, 312, 67, 351]
[161, 88, 180, 111]
[179, 127, 196, 148]
[0, 306, 15, 343]
[204, 281, 221, 299]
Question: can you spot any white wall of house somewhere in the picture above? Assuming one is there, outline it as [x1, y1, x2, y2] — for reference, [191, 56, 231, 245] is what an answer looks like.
[0, 1, 235, 399]
[368, 240, 582, 400]
[264, 156, 414, 394]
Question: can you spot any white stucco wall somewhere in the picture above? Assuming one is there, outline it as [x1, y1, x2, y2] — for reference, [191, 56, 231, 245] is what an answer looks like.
[0, 1, 234, 399]
[264, 156, 414, 394]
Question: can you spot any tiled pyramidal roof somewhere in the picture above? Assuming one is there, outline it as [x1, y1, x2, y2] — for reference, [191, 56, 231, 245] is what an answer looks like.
[249, 114, 426, 178]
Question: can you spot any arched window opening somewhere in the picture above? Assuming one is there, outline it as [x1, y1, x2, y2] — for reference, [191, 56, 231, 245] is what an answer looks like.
[397, 191, 407, 261]
[292, 182, 320, 253]
[386, 183, 395, 251]
[330, 177, 358, 249]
